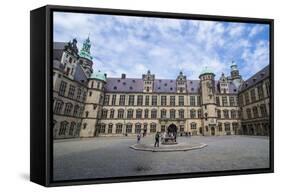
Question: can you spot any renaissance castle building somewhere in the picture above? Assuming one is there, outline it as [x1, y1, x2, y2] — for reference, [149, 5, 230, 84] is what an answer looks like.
[52, 38, 270, 139]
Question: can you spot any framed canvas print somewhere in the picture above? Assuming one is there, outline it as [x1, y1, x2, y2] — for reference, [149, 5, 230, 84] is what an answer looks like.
[30, 5, 274, 187]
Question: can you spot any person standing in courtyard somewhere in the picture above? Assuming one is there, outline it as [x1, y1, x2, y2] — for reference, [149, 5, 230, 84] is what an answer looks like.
[137, 133, 141, 143]
[154, 132, 160, 147]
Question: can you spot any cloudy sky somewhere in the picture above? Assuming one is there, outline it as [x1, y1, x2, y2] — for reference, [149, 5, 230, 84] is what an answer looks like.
[53, 12, 269, 80]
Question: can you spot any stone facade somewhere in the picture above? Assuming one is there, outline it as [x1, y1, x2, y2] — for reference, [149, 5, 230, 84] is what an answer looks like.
[52, 38, 270, 139]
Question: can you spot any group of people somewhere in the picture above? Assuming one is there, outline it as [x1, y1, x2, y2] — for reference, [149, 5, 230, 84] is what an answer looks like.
[136, 131, 180, 148]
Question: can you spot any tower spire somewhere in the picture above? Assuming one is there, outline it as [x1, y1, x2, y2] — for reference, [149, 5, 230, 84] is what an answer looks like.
[79, 36, 93, 60]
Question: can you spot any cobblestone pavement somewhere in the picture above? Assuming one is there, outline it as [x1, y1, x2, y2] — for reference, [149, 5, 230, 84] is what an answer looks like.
[53, 135, 270, 181]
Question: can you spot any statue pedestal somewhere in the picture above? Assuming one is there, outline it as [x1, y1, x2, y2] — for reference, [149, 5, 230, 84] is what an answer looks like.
[162, 136, 177, 145]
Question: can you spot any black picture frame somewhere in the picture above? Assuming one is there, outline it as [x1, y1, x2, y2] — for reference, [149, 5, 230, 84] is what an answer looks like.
[30, 5, 274, 187]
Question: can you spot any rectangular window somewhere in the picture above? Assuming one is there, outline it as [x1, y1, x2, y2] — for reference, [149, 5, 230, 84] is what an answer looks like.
[170, 110, 175, 119]
[224, 123, 231, 132]
[59, 81, 67, 96]
[151, 110, 157, 119]
[144, 109, 149, 118]
[118, 110, 124, 118]
[229, 96, 235, 106]
[250, 89, 256, 102]
[179, 110, 184, 119]
[161, 96, 167, 106]
[218, 123, 222, 132]
[116, 124, 123, 134]
[128, 95, 135, 105]
[217, 110, 221, 118]
[260, 104, 267, 117]
[136, 110, 142, 119]
[253, 107, 259, 118]
[104, 95, 110, 105]
[190, 96, 195, 106]
[223, 110, 229, 118]
[101, 109, 108, 118]
[152, 95, 157, 106]
[108, 124, 113, 133]
[111, 95, 116, 105]
[222, 96, 228, 106]
[145, 95, 150, 106]
[161, 125, 165, 132]
[150, 124, 156, 133]
[180, 125, 184, 132]
[246, 108, 252, 119]
[137, 95, 143, 106]
[135, 124, 141, 133]
[245, 92, 250, 105]
[190, 110, 196, 118]
[77, 88, 81, 100]
[190, 123, 197, 129]
[198, 110, 202, 118]
[110, 110, 114, 118]
[179, 96, 184, 106]
[127, 110, 134, 119]
[197, 96, 201, 106]
[68, 85, 75, 98]
[231, 110, 236, 119]
[265, 81, 270, 97]
[161, 110, 166, 118]
[238, 94, 244, 106]
[126, 124, 132, 133]
[119, 95, 125, 105]
[257, 85, 264, 100]
[216, 96, 220, 106]
[170, 96, 175, 106]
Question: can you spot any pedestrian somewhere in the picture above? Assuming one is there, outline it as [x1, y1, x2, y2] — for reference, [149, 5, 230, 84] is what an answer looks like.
[154, 132, 160, 147]
[137, 134, 141, 143]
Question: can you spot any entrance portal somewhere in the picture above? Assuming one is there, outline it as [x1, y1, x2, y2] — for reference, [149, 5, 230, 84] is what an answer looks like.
[211, 127, 215, 136]
[167, 124, 178, 134]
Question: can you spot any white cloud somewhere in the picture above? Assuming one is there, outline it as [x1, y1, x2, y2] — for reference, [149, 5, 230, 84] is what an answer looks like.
[53, 12, 269, 80]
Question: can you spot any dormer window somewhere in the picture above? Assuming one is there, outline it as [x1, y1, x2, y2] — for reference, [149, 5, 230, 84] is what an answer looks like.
[129, 86, 133, 90]
[123, 82, 126, 85]
[113, 86, 117, 90]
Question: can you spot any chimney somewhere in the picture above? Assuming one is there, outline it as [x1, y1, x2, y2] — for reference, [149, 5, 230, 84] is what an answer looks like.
[121, 73, 126, 79]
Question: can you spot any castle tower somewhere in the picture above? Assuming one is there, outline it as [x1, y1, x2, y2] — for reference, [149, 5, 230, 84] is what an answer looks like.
[61, 38, 79, 79]
[218, 73, 229, 94]
[230, 61, 242, 88]
[80, 71, 107, 137]
[78, 37, 94, 78]
[199, 67, 217, 136]
[142, 70, 155, 92]
[176, 71, 187, 93]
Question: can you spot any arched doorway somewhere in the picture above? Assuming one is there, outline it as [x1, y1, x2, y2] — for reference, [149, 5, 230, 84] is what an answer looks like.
[167, 124, 178, 134]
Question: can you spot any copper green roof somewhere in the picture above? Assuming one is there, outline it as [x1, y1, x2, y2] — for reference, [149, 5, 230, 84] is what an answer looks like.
[90, 70, 107, 82]
[200, 66, 214, 75]
[79, 37, 93, 60]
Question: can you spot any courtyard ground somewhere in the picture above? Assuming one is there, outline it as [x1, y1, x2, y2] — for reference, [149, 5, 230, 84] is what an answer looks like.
[53, 135, 270, 181]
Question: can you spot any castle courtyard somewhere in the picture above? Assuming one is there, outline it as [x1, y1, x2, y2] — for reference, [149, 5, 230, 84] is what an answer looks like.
[53, 135, 270, 181]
